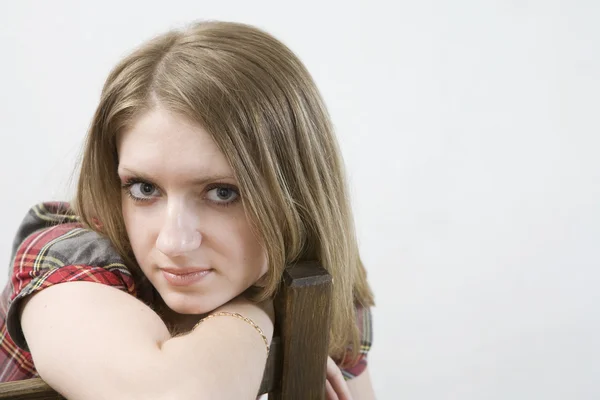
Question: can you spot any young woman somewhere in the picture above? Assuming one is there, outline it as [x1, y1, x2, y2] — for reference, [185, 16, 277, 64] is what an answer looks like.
[0, 20, 375, 399]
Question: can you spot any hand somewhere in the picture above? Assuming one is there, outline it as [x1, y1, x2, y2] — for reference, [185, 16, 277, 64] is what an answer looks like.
[325, 356, 354, 400]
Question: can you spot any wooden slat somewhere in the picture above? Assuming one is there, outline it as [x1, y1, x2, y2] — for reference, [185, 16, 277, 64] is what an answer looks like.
[269, 261, 333, 400]
[0, 378, 64, 399]
[258, 335, 282, 394]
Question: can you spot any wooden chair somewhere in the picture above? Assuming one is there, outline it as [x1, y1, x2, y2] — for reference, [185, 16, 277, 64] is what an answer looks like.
[0, 261, 333, 399]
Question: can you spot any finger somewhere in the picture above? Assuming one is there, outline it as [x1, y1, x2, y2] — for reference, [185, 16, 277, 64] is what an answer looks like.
[326, 356, 353, 400]
[325, 378, 339, 400]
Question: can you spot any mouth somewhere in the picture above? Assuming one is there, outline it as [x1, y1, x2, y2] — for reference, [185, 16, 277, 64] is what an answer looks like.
[161, 267, 211, 275]
[160, 267, 213, 286]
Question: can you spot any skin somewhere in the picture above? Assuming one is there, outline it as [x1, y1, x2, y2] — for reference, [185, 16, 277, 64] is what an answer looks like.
[327, 356, 354, 400]
[117, 105, 268, 320]
[329, 361, 377, 400]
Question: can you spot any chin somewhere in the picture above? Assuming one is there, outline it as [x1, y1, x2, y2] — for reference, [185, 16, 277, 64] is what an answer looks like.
[162, 291, 230, 315]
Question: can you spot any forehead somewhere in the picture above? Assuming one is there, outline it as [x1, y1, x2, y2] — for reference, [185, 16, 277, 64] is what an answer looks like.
[117, 107, 232, 179]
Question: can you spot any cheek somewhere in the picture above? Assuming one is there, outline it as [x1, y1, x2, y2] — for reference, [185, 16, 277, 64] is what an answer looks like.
[122, 204, 155, 259]
[214, 216, 266, 275]
[237, 224, 268, 276]
[252, 240, 268, 275]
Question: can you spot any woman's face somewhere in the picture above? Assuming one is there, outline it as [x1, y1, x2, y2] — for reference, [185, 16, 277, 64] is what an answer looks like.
[117, 106, 267, 315]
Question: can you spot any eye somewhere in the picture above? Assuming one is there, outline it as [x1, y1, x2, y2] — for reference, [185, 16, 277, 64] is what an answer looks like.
[123, 180, 160, 201]
[206, 186, 239, 205]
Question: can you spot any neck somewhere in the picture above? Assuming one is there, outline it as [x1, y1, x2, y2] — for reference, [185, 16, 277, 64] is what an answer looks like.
[154, 295, 206, 336]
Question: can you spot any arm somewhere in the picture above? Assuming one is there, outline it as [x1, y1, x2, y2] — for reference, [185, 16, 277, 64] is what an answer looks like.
[21, 281, 273, 400]
[347, 367, 376, 400]
[326, 356, 376, 400]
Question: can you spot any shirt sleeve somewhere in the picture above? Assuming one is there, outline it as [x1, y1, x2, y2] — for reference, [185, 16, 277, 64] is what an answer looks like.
[5, 220, 137, 352]
[339, 305, 373, 380]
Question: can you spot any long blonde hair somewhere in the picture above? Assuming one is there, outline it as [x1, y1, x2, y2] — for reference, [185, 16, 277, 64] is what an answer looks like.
[75, 20, 374, 363]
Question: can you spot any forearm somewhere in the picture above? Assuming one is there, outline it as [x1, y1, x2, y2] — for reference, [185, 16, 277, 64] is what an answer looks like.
[347, 367, 376, 400]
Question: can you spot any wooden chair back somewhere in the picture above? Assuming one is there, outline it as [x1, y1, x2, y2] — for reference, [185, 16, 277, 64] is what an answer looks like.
[0, 261, 333, 399]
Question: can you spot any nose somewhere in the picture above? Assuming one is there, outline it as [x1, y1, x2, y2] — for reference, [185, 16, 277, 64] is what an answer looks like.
[155, 198, 202, 256]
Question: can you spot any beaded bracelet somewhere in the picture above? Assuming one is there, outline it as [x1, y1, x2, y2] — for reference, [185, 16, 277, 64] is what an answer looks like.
[193, 311, 270, 354]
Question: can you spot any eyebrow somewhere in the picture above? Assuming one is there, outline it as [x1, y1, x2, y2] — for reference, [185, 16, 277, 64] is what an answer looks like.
[117, 167, 236, 186]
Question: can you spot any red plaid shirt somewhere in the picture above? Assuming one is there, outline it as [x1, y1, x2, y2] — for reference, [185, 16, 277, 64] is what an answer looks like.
[0, 202, 372, 382]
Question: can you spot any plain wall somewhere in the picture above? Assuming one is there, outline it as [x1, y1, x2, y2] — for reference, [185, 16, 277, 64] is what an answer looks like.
[1, 0, 599, 398]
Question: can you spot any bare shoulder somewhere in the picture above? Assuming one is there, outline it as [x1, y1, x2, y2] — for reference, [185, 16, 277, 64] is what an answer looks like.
[20, 281, 169, 399]
[21, 280, 165, 334]
[21, 280, 170, 353]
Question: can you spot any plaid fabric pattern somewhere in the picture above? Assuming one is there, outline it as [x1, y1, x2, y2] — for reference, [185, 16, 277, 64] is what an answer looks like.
[339, 305, 373, 380]
[0, 203, 137, 382]
[0, 202, 372, 382]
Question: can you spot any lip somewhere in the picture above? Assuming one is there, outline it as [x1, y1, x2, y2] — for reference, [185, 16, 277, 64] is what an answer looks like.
[160, 267, 213, 287]
[161, 267, 211, 275]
